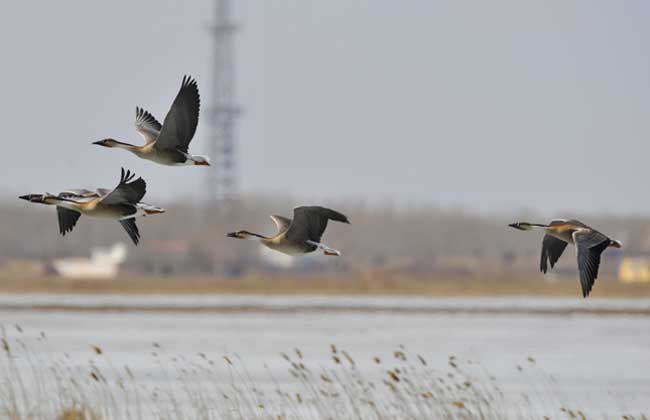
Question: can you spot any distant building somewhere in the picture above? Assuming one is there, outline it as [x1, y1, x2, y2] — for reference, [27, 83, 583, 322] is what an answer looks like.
[618, 257, 650, 283]
[51, 243, 127, 279]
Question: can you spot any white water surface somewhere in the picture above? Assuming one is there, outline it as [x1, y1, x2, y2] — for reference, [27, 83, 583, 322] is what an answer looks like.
[0, 295, 648, 417]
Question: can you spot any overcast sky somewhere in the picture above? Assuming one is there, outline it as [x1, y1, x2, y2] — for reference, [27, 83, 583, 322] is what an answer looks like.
[1, 1, 649, 215]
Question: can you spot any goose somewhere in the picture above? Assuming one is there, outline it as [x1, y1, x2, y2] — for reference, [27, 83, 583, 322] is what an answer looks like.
[93, 76, 210, 166]
[509, 219, 622, 297]
[227, 206, 350, 256]
[19, 168, 164, 245]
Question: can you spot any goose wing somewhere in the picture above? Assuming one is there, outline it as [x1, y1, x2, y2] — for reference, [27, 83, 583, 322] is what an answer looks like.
[540, 235, 568, 274]
[153, 76, 200, 153]
[270, 215, 292, 234]
[60, 189, 97, 197]
[58, 189, 101, 202]
[285, 206, 350, 243]
[56, 207, 81, 236]
[573, 229, 611, 298]
[135, 107, 162, 145]
[100, 168, 146, 206]
[95, 188, 113, 197]
[119, 218, 141, 245]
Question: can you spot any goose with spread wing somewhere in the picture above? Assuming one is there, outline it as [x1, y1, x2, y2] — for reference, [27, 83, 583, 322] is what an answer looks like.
[509, 219, 622, 297]
[227, 206, 350, 256]
[19, 168, 165, 245]
[93, 76, 209, 166]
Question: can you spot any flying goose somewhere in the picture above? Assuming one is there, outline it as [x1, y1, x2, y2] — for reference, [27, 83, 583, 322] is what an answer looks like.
[93, 76, 209, 166]
[509, 219, 622, 297]
[227, 206, 350, 256]
[19, 168, 164, 245]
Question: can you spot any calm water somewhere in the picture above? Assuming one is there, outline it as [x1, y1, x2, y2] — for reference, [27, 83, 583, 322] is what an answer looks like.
[0, 295, 649, 416]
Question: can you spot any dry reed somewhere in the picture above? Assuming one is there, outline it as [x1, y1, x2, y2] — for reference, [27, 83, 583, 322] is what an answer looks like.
[0, 327, 646, 420]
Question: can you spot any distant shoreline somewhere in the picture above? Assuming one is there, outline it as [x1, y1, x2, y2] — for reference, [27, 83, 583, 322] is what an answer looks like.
[0, 291, 650, 316]
[0, 274, 649, 299]
[1, 303, 649, 316]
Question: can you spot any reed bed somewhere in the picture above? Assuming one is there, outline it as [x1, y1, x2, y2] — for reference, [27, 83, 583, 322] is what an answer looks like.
[2, 274, 650, 298]
[0, 326, 646, 420]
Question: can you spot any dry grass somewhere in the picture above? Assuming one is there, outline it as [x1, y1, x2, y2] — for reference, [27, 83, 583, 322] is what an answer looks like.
[0, 327, 647, 420]
[0, 274, 649, 298]
[57, 407, 98, 420]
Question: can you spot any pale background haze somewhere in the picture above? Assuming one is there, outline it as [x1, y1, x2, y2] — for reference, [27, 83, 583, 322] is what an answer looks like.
[1, 1, 649, 214]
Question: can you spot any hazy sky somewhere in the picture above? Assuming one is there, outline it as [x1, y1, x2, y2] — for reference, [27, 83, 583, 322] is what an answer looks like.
[2, 1, 650, 214]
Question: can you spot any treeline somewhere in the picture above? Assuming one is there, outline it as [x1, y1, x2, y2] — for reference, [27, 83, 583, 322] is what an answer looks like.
[1, 197, 646, 276]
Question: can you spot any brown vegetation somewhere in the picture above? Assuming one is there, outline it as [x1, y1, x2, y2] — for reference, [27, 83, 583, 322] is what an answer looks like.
[0, 329, 646, 420]
[0, 273, 649, 298]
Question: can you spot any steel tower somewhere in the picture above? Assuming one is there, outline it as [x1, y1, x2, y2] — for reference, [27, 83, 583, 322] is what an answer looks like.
[207, 0, 240, 204]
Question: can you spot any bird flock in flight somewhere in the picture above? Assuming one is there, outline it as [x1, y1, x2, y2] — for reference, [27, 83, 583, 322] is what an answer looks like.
[20, 76, 620, 298]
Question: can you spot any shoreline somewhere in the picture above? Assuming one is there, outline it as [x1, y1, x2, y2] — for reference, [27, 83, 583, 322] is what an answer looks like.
[1, 293, 650, 316]
[1, 274, 649, 298]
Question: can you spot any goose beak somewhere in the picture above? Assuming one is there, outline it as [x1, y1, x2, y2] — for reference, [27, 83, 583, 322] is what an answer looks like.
[19, 194, 43, 202]
[226, 232, 238, 238]
[508, 223, 525, 230]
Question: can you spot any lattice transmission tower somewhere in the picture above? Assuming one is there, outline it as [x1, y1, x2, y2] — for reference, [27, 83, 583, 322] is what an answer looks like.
[206, 0, 241, 204]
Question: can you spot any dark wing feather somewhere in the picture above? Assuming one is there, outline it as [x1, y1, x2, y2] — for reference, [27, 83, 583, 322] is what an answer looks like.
[154, 75, 200, 153]
[56, 207, 81, 236]
[540, 234, 568, 274]
[286, 206, 350, 243]
[119, 218, 141, 245]
[574, 230, 611, 298]
[101, 168, 146, 206]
